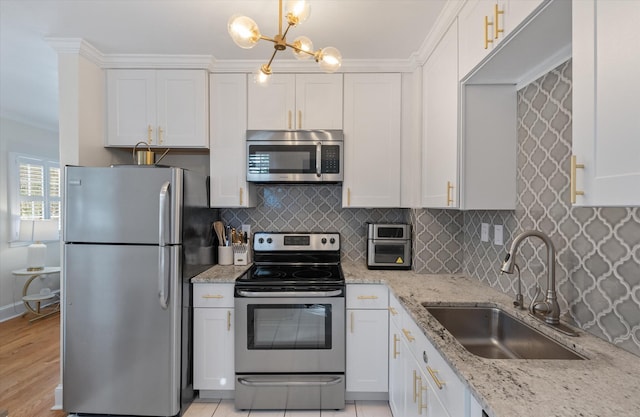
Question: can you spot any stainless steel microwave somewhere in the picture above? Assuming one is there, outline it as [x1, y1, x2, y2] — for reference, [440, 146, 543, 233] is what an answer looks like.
[246, 130, 343, 183]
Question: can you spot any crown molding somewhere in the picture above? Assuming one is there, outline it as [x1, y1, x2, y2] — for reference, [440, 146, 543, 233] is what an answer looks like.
[45, 38, 104, 67]
[101, 54, 215, 70]
[415, 0, 466, 65]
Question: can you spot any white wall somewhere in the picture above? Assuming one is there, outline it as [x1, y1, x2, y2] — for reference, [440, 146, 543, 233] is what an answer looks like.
[0, 117, 61, 320]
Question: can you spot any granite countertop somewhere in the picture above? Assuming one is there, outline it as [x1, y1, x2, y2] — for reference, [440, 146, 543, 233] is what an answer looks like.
[192, 262, 640, 416]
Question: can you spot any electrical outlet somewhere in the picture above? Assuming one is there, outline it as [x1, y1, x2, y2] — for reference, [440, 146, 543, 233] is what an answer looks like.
[494, 225, 503, 245]
[481, 223, 489, 242]
[241, 224, 251, 236]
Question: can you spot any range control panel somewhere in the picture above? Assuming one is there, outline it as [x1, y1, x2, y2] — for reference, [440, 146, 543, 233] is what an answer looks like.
[253, 232, 340, 252]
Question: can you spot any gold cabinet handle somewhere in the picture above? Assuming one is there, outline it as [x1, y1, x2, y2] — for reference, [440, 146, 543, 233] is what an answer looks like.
[147, 125, 153, 144]
[393, 334, 400, 359]
[571, 155, 585, 204]
[357, 295, 379, 300]
[227, 310, 231, 331]
[412, 370, 419, 403]
[494, 3, 504, 39]
[239, 187, 244, 206]
[288, 110, 292, 129]
[402, 328, 415, 342]
[427, 366, 445, 390]
[347, 188, 351, 206]
[158, 126, 164, 144]
[417, 375, 428, 414]
[388, 306, 398, 316]
[446, 181, 454, 206]
[298, 110, 302, 129]
[484, 15, 494, 49]
[350, 311, 354, 333]
[202, 294, 224, 299]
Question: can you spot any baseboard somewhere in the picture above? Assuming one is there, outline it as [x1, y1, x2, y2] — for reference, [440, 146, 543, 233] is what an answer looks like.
[0, 295, 60, 323]
[0, 301, 27, 322]
[53, 384, 63, 410]
[197, 390, 234, 400]
[345, 391, 389, 401]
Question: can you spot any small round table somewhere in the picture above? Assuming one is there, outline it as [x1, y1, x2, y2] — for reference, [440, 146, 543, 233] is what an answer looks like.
[11, 267, 61, 321]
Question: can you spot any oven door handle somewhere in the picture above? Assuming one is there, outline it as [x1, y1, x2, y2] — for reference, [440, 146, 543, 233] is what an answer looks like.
[236, 289, 343, 298]
[237, 376, 344, 387]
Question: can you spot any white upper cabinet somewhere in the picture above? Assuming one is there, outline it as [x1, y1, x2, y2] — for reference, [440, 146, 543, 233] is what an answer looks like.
[572, 0, 640, 206]
[343, 73, 401, 208]
[422, 20, 460, 209]
[458, 0, 545, 80]
[106, 69, 208, 148]
[422, 19, 517, 210]
[209, 74, 256, 208]
[247, 73, 342, 130]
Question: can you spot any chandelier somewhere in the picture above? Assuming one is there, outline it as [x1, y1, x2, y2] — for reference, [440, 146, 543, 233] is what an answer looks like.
[228, 0, 342, 85]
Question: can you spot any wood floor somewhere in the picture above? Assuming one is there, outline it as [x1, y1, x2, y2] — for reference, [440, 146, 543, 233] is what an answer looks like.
[0, 310, 391, 417]
[0, 309, 66, 417]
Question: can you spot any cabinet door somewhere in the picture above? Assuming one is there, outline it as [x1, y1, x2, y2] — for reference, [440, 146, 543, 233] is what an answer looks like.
[193, 308, 234, 390]
[106, 69, 156, 147]
[389, 321, 405, 417]
[346, 309, 388, 393]
[247, 74, 296, 129]
[504, 0, 544, 33]
[295, 74, 343, 129]
[458, 0, 497, 79]
[155, 70, 208, 148]
[210, 74, 256, 207]
[422, 20, 459, 208]
[343, 73, 401, 208]
[572, 0, 640, 206]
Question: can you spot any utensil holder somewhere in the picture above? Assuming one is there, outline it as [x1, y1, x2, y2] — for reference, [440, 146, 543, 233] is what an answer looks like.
[233, 243, 250, 266]
[218, 246, 233, 265]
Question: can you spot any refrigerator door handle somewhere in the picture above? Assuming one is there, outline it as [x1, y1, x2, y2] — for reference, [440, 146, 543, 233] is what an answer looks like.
[158, 181, 171, 309]
[159, 181, 171, 246]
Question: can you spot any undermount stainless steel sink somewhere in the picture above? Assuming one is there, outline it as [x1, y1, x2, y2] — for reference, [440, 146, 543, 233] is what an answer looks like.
[423, 305, 585, 360]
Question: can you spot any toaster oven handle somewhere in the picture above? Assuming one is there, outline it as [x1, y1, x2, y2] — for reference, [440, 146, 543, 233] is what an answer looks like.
[316, 142, 322, 177]
[236, 289, 343, 298]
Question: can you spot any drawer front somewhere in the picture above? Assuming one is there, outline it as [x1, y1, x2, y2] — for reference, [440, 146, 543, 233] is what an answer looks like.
[193, 283, 235, 308]
[346, 284, 388, 309]
[388, 292, 404, 327]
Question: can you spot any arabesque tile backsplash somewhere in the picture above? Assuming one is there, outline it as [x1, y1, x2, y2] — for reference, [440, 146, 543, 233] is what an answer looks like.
[220, 59, 640, 357]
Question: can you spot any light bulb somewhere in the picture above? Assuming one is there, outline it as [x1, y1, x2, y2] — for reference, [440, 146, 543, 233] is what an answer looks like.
[228, 14, 261, 49]
[317, 47, 342, 73]
[253, 65, 272, 86]
[292, 36, 313, 60]
[285, 0, 311, 26]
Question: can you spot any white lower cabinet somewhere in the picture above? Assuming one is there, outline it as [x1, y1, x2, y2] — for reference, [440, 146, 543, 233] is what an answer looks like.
[193, 283, 235, 392]
[346, 284, 389, 394]
[389, 293, 470, 417]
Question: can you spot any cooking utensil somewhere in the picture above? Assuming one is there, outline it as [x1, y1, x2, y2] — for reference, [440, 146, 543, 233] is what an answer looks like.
[213, 221, 226, 246]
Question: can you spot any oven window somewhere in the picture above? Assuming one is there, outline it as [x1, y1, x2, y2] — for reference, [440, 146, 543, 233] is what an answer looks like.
[247, 304, 332, 350]
[248, 145, 316, 174]
[374, 244, 405, 263]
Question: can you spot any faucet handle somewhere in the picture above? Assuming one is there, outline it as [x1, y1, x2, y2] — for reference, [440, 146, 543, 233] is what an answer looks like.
[529, 284, 549, 315]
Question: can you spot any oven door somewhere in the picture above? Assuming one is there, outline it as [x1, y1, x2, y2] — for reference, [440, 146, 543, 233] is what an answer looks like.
[235, 289, 345, 374]
[246, 140, 342, 183]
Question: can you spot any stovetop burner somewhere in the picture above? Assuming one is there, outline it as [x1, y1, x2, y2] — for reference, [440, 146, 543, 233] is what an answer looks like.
[236, 264, 344, 286]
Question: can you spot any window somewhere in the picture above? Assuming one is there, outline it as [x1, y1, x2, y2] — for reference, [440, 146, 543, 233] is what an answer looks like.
[8, 153, 61, 242]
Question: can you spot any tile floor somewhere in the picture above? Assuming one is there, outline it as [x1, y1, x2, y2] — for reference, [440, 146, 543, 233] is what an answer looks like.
[183, 400, 392, 417]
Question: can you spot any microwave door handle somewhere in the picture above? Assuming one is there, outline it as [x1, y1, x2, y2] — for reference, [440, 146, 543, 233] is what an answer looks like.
[316, 142, 322, 178]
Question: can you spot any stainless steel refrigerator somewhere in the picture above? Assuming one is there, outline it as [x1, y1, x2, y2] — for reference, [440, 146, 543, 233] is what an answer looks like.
[63, 165, 218, 416]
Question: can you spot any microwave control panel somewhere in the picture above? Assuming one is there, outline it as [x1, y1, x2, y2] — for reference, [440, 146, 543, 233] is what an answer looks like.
[321, 145, 340, 173]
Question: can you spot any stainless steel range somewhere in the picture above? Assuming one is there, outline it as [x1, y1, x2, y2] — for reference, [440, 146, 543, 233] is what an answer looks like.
[234, 232, 345, 411]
